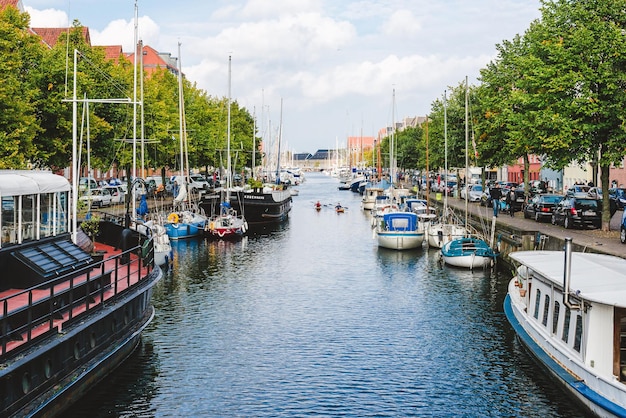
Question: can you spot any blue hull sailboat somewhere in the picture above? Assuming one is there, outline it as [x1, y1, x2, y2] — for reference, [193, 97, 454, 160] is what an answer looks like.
[440, 236, 497, 269]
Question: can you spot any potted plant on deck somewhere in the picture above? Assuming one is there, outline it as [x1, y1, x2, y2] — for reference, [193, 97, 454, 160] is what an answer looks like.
[80, 216, 106, 261]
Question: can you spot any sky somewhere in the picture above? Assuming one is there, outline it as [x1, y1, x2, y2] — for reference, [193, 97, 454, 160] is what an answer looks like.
[25, 0, 542, 154]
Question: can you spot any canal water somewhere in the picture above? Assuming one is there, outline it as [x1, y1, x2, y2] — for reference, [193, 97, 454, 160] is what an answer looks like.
[68, 173, 589, 417]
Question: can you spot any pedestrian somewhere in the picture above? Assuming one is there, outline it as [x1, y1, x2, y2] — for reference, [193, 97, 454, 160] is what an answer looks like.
[489, 183, 502, 217]
[506, 189, 516, 217]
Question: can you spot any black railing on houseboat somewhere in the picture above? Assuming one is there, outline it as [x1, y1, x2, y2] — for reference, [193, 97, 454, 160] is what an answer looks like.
[0, 241, 154, 358]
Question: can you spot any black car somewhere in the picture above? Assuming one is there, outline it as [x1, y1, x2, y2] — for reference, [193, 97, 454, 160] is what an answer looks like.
[508, 187, 527, 212]
[610, 187, 626, 210]
[523, 194, 564, 222]
[551, 197, 602, 229]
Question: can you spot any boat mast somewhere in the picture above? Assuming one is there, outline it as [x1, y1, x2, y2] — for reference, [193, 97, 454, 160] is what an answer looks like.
[132, 0, 138, 217]
[444, 90, 448, 212]
[177, 43, 185, 180]
[464, 76, 469, 230]
[425, 115, 430, 212]
[390, 88, 395, 186]
[275, 98, 283, 185]
[227, 55, 232, 202]
[252, 106, 256, 178]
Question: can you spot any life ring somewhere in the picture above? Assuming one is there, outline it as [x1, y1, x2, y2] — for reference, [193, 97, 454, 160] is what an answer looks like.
[167, 213, 179, 224]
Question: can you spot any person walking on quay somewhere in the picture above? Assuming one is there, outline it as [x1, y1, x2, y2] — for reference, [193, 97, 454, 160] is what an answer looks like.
[489, 183, 502, 217]
[506, 189, 516, 217]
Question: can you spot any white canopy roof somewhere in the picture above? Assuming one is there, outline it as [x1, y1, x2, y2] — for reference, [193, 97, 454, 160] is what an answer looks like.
[0, 170, 70, 197]
[511, 250, 626, 307]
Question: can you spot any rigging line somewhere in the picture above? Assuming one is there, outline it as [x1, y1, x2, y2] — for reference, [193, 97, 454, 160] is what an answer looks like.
[71, 50, 131, 99]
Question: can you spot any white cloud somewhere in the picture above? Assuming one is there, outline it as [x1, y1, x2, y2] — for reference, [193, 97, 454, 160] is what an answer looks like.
[381, 10, 422, 37]
[25, 6, 68, 27]
[22, 0, 542, 151]
[90, 16, 160, 51]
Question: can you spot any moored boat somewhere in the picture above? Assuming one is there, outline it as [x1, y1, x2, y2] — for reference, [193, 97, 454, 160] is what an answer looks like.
[440, 236, 497, 269]
[375, 211, 424, 250]
[0, 170, 162, 417]
[505, 239, 626, 418]
[200, 185, 292, 225]
[361, 187, 384, 210]
[206, 202, 248, 239]
[165, 209, 206, 240]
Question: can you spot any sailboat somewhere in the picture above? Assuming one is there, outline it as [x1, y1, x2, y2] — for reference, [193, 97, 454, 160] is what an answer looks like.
[441, 78, 497, 268]
[165, 43, 207, 240]
[427, 89, 467, 249]
[130, 37, 172, 266]
[374, 89, 425, 250]
[206, 56, 248, 239]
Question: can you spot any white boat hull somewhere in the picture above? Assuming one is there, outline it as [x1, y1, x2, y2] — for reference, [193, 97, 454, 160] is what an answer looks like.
[427, 223, 466, 249]
[441, 253, 492, 268]
[377, 231, 424, 250]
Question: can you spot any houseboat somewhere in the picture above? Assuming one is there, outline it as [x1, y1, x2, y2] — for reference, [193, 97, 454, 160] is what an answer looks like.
[505, 239, 626, 417]
[0, 170, 162, 417]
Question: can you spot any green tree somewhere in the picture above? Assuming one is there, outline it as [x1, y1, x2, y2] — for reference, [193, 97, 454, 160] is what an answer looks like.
[0, 7, 43, 168]
[526, 0, 626, 230]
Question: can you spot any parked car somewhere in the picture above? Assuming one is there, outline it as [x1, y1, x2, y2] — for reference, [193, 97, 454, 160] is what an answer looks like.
[565, 184, 591, 198]
[79, 188, 112, 208]
[509, 187, 528, 212]
[480, 186, 510, 207]
[587, 186, 602, 199]
[523, 193, 564, 222]
[461, 184, 483, 202]
[189, 174, 211, 191]
[551, 197, 602, 229]
[610, 187, 626, 210]
[621, 210, 626, 244]
[103, 185, 125, 204]
[78, 177, 98, 192]
[171, 175, 210, 194]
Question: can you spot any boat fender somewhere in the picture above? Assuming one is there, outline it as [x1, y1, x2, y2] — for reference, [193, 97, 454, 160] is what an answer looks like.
[141, 238, 152, 258]
[167, 213, 179, 224]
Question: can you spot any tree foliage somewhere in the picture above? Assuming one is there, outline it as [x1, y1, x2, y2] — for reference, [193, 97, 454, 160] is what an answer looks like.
[0, 9, 258, 178]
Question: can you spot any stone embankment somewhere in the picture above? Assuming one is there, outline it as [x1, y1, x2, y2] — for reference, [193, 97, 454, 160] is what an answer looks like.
[429, 193, 624, 267]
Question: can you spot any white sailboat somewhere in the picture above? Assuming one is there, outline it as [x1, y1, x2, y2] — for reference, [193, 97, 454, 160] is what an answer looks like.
[206, 55, 248, 239]
[131, 32, 172, 266]
[441, 78, 497, 268]
[374, 89, 425, 250]
[165, 43, 207, 240]
[427, 89, 467, 249]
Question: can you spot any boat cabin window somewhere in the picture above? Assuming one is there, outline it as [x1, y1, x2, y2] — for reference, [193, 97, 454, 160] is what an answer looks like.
[562, 307, 572, 344]
[619, 314, 626, 381]
[533, 289, 542, 320]
[542, 295, 550, 327]
[1, 196, 17, 245]
[574, 315, 583, 352]
[552, 301, 560, 335]
[40, 191, 68, 237]
[21, 194, 35, 241]
[1, 190, 69, 246]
